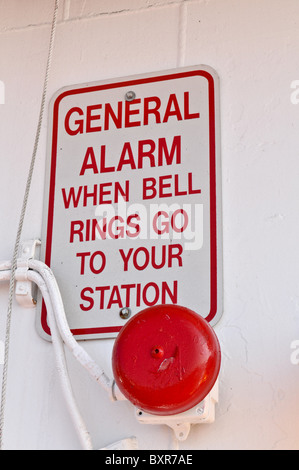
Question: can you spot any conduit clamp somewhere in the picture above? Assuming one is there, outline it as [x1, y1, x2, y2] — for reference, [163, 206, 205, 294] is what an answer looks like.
[15, 239, 41, 308]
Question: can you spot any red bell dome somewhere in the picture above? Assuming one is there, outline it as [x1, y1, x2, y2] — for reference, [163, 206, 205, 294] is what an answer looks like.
[112, 304, 221, 416]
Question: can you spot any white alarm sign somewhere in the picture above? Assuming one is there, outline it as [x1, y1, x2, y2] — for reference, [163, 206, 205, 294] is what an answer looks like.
[38, 65, 223, 340]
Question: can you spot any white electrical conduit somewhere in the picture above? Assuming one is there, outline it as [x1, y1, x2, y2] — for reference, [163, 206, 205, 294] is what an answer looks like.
[0, 271, 11, 283]
[0, 260, 125, 449]
[0, 259, 123, 401]
[29, 259, 117, 400]
[27, 270, 93, 451]
[0, 266, 92, 449]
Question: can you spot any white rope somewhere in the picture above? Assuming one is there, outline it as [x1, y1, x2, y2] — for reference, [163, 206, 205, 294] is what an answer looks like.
[0, 0, 60, 450]
[177, 0, 187, 68]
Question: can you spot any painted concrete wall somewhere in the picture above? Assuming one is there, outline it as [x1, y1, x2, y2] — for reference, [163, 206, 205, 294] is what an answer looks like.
[1, 0, 299, 450]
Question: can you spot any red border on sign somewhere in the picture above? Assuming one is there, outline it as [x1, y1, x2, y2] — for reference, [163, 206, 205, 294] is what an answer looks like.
[41, 70, 218, 337]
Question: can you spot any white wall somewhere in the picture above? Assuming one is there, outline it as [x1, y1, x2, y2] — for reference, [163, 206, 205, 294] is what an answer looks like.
[1, 0, 299, 450]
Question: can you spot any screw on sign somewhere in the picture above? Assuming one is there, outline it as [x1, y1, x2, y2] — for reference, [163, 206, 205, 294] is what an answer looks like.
[119, 307, 131, 319]
[112, 304, 221, 416]
[125, 90, 136, 102]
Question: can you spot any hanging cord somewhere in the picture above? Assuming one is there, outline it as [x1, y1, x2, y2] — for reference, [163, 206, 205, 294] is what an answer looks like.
[177, 0, 187, 68]
[0, 0, 60, 450]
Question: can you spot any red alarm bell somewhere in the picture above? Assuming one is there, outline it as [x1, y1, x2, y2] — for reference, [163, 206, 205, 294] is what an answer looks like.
[112, 304, 221, 416]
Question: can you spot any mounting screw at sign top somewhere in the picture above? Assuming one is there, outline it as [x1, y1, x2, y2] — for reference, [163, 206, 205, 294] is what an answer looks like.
[120, 307, 131, 319]
[125, 91, 136, 102]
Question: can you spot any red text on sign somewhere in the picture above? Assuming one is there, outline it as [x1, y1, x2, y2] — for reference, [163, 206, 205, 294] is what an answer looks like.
[80, 280, 178, 311]
[64, 92, 200, 135]
[119, 243, 183, 272]
[78, 135, 181, 176]
[69, 214, 140, 243]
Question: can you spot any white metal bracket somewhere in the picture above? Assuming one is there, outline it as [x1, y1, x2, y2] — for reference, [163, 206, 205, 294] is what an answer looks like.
[15, 239, 41, 308]
[135, 381, 219, 441]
